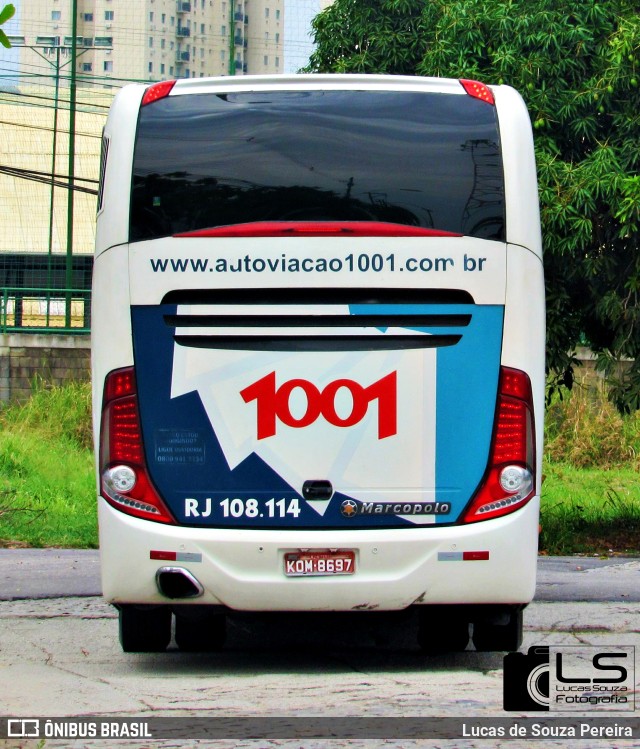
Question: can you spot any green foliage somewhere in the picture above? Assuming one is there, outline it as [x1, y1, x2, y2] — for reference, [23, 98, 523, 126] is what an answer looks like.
[545, 379, 640, 468]
[541, 469, 640, 555]
[308, 0, 640, 411]
[0, 4, 15, 49]
[1, 378, 93, 451]
[0, 381, 97, 548]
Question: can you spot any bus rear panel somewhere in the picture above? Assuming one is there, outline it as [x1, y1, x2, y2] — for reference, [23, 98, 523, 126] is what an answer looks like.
[93, 75, 544, 653]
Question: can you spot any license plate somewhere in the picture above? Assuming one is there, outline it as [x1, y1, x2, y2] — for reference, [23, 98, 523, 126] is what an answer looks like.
[284, 550, 356, 577]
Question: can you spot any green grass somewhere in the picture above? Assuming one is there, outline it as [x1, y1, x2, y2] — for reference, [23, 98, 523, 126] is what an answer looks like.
[0, 377, 638, 554]
[0, 380, 97, 548]
[541, 464, 640, 555]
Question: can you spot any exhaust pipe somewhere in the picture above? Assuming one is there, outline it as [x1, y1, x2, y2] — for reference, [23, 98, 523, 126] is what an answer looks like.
[156, 566, 204, 599]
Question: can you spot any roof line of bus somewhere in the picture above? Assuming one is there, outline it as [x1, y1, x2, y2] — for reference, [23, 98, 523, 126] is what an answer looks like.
[163, 73, 478, 98]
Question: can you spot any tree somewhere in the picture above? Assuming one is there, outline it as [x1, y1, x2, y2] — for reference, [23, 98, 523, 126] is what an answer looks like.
[307, 0, 640, 411]
[0, 4, 15, 48]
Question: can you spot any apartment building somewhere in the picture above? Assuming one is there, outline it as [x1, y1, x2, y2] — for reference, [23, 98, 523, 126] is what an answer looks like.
[0, 0, 335, 88]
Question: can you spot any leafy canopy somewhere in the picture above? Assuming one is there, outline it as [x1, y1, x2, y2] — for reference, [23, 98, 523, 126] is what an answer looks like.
[0, 4, 15, 49]
[307, 0, 640, 411]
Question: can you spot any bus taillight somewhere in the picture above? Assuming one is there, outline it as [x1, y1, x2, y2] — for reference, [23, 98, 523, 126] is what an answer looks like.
[141, 79, 176, 106]
[460, 79, 495, 105]
[463, 367, 535, 523]
[100, 367, 174, 523]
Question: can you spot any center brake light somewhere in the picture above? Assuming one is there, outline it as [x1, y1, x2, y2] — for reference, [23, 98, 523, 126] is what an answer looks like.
[463, 367, 535, 523]
[100, 367, 174, 524]
[174, 221, 463, 239]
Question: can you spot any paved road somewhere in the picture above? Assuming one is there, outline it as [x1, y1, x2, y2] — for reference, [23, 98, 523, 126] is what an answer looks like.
[0, 551, 638, 748]
[0, 549, 638, 601]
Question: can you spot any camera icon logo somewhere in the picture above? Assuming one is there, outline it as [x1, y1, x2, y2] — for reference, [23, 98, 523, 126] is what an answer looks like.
[7, 720, 40, 738]
[503, 646, 550, 711]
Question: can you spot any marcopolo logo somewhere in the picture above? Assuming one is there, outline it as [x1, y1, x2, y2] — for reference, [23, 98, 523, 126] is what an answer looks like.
[504, 646, 635, 712]
[240, 371, 397, 440]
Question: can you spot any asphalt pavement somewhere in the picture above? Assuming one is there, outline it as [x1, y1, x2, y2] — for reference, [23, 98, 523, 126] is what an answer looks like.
[0, 548, 638, 601]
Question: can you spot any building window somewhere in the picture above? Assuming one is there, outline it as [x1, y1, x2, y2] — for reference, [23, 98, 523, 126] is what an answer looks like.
[275, 33, 280, 43]
[83, 13, 93, 22]
[160, 63, 165, 74]
[104, 60, 113, 72]
[149, 62, 153, 73]
[105, 11, 114, 21]
[275, 9, 280, 20]
[149, 12, 154, 22]
[82, 62, 92, 71]
[161, 38, 165, 49]
[52, 10, 62, 20]
[161, 13, 166, 23]
[94, 37, 113, 47]
[149, 37, 153, 48]
[264, 55, 268, 65]
[275, 56, 279, 67]
[265, 8, 269, 18]
[201, 23, 205, 34]
[221, 25, 226, 36]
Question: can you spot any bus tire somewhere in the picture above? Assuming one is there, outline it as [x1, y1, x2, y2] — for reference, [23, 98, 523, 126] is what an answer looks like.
[417, 609, 470, 654]
[118, 605, 172, 653]
[472, 607, 523, 652]
[174, 609, 226, 652]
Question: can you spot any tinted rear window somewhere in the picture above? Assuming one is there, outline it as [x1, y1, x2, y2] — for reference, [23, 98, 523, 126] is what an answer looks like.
[130, 89, 504, 242]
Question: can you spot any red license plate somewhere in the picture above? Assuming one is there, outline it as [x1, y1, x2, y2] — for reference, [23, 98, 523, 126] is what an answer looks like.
[284, 550, 356, 577]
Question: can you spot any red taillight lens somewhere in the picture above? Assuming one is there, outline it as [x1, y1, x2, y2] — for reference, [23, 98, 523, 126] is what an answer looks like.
[463, 367, 535, 523]
[100, 367, 174, 524]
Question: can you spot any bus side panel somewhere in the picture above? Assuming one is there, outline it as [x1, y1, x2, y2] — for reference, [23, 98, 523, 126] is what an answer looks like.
[96, 84, 145, 259]
[91, 244, 133, 472]
[494, 86, 541, 258]
[502, 243, 546, 492]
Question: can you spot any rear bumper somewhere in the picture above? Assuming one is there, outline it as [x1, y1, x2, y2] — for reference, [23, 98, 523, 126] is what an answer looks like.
[99, 496, 539, 611]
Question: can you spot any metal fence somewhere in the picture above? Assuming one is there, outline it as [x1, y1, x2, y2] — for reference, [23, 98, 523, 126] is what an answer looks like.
[0, 254, 93, 334]
[0, 287, 91, 334]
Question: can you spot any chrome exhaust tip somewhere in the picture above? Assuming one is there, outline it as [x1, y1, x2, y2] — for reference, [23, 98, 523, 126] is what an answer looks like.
[156, 566, 204, 599]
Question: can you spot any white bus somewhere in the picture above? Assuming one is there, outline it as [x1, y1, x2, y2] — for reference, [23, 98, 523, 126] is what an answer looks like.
[93, 74, 544, 653]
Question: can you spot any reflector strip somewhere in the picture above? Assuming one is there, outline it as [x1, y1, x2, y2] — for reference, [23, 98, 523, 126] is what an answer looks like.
[463, 550, 490, 561]
[150, 550, 203, 562]
[438, 551, 490, 561]
[150, 550, 176, 561]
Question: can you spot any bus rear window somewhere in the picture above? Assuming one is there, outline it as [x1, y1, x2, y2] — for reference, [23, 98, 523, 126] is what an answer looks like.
[130, 89, 505, 242]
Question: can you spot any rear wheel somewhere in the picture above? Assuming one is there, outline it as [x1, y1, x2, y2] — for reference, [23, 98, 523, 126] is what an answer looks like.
[417, 608, 471, 654]
[118, 605, 172, 653]
[472, 607, 523, 652]
[174, 609, 227, 652]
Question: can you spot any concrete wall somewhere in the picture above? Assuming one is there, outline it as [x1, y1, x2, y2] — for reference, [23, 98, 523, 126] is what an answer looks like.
[0, 334, 90, 403]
